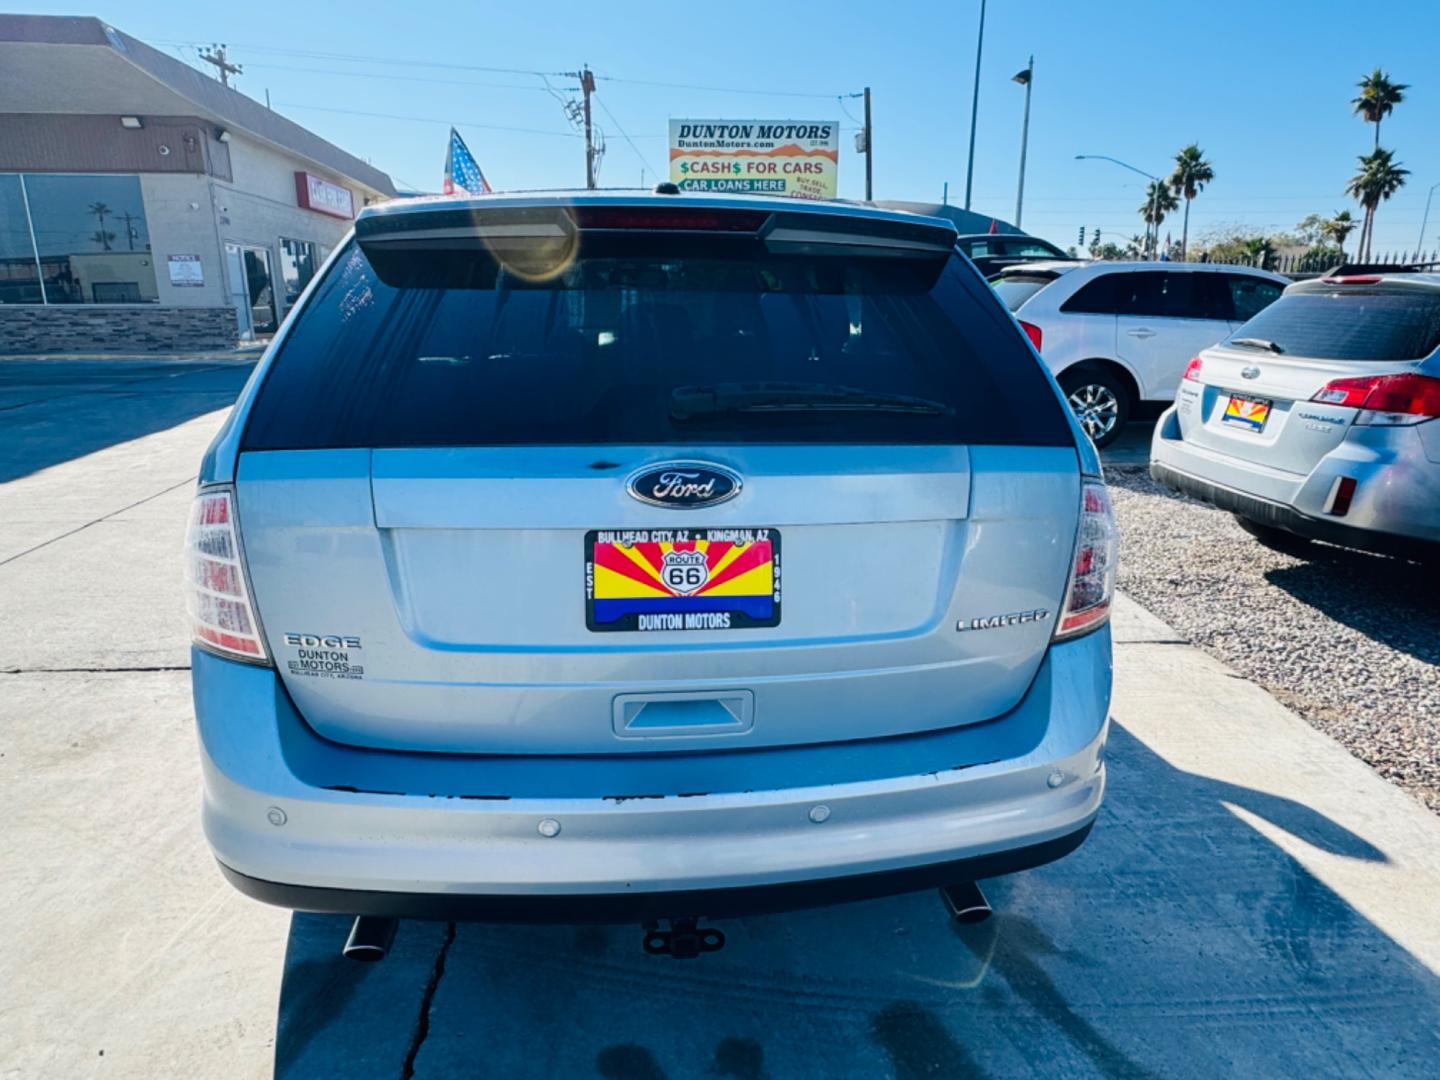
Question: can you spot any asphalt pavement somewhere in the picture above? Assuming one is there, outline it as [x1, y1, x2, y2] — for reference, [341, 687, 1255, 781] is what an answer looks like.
[3, 359, 1439, 1079]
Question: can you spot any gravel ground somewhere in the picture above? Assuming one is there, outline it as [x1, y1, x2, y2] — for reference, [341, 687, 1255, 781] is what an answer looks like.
[1108, 465, 1440, 813]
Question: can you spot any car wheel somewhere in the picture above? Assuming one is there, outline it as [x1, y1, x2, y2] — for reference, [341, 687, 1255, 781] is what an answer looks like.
[1233, 514, 1314, 555]
[1060, 370, 1131, 449]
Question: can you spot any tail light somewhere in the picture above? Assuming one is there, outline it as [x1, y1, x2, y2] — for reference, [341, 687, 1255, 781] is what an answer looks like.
[1182, 357, 1204, 382]
[1055, 479, 1117, 640]
[1019, 320, 1043, 352]
[1312, 373, 1440, 425]
[184, 487, 268, 663]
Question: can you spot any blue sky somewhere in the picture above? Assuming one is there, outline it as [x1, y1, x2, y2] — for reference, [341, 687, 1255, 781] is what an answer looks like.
[30, 0, 1440, 254]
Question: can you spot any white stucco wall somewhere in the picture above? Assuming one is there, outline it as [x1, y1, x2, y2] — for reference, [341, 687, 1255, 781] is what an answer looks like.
[139, 172, 226, 307]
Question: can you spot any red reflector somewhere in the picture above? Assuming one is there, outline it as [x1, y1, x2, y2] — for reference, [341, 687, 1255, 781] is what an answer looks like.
[1019, 320, 1043, 351]
[569, 207, 769, 232]
[1182, 357, 1203, 382]
[196, 624, 261, 655]
[1313, 373, 1440, 417]
[1327, 476, 1358, 517]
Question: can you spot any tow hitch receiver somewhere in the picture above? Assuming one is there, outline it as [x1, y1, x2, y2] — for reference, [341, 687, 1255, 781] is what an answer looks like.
[642, 918, 726, 959]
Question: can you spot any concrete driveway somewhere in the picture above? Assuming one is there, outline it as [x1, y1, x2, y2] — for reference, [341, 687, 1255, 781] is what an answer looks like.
[2, 359, 1438, 1079]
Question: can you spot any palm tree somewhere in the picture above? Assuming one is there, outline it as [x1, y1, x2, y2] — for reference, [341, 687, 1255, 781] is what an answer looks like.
[1168, 144, 1214, 260]
[1139, 181, 1179, 259]
[1322, 210, 1357, 259]
[88, 201, 113, 251]
[1352, 69, 1408, 149]
[1242, 235, 1276, 270]
[1347, 149, 1408, 260]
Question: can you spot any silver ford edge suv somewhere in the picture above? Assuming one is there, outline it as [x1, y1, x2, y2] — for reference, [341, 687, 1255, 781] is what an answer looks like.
[186, 193, 1115, 945]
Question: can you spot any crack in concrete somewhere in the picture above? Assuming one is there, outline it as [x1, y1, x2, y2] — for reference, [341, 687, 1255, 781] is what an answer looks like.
[0, 475, 196, 567]
[1, 666, 191, 675]
[400, 922, 457, 1080]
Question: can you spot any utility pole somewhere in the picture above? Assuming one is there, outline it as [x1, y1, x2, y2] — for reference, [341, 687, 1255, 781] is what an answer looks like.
[863, 87, 873, 201]
[963, 0, 987, 210]
[1012, 57, 1033, 228]
[580, 66, 597, 190]
[198, 44, 242, 88]
[119, 211, 139, 251]
[1416, 180, 1440, 257]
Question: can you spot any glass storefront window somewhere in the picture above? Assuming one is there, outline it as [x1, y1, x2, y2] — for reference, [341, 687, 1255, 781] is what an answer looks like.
[279, 237, 319, 309]
[19, 174, 158, 304]
[0, 175, 43, 304]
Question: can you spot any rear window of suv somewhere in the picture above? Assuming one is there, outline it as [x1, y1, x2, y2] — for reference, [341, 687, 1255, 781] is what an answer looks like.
[993, 273, 1058, 311]
[241, 233, 1073, 449]
[1229, 288, 1440, 361]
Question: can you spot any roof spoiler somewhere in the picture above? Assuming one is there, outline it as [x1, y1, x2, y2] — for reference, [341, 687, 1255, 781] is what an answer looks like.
[355, 202, 957, 257]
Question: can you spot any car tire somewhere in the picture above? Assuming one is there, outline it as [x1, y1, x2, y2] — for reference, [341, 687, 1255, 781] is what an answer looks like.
[1060, 369, 1131, 449]
[1233, 514, 1315, 555]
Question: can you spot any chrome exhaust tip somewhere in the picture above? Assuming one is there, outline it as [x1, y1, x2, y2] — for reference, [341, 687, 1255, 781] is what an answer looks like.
[939, 882, 993, 924]
[343, 916, 398, 962]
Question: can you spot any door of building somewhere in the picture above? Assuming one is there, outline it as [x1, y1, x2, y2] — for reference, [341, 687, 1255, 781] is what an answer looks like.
[224, 242, 278, 339]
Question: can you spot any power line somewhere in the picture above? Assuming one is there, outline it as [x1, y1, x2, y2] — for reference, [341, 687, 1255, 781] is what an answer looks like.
[594, 74, 847, 99]
[272, 103, 582, 139]
[157, 38, 854, 100]
[151, 39, 567, 78]
[594, 93, 659, 182]
[241, 62, 564, 93]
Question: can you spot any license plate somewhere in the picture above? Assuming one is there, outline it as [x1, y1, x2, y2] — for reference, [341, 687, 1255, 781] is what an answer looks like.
[1223, 394, 1272, 433]
[585, 528, 781, 632]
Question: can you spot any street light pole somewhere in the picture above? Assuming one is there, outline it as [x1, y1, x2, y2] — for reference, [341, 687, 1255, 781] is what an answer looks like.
[963, 0, 986, 210]
[1076, 153, 1161, 259]
[1012, 57, 1033, 228]
[1416, 180, 1440, 257]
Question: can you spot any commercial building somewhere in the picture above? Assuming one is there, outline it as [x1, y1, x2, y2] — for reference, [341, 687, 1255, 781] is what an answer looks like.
[0, 14, 396, 353]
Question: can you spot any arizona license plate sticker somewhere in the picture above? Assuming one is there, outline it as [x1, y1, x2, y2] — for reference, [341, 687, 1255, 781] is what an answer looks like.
[585, 529, 781, 632]
[1223, 395, 1272, 432]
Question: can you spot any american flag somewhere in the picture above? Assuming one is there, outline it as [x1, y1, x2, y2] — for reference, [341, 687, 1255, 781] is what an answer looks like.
[444, 127, 492, 195]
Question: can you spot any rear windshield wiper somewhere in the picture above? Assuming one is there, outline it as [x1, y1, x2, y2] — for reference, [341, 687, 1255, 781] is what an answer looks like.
[1229, 337, 1285, 354]
[670, 382, 955, 420]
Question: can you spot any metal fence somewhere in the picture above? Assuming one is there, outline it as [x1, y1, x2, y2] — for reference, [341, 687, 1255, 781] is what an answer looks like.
[1191, 249, 1440, 276]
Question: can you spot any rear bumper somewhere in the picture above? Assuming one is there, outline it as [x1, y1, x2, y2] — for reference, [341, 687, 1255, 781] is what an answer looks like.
[217, 823, 1093, 923]
[1150, 459, 1440, 561]
[1150, 407, 1440, 560]
[193, 628, 1109, 918]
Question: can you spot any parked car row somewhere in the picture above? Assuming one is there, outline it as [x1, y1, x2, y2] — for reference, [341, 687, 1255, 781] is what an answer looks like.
[982, 242, 1438, 565]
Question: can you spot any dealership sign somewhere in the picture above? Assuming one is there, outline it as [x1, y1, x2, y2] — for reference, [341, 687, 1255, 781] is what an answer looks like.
[669, 120, 839, 200]
[294, 172, 354, 219]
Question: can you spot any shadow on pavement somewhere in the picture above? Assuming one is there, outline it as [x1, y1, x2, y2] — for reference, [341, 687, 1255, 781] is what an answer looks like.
[271, 723, 1437, 1079]
[0, 360, 254, 482]
[1265, 550, 1440, 667]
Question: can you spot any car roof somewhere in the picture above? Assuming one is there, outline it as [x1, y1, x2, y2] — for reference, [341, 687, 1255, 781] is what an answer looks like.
[358, 189, 960, 234]
[992, 260, 1089, 276]
[997, 260, 1291, 285]
[954, 233, 1059, 243]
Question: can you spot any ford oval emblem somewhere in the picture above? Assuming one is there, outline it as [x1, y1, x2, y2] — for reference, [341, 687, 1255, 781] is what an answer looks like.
[627, 462, 742, 509]
[1241, 365, 1261, 380]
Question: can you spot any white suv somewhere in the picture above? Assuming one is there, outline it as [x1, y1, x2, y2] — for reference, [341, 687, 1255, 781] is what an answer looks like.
[994, 261, 1290, 446]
